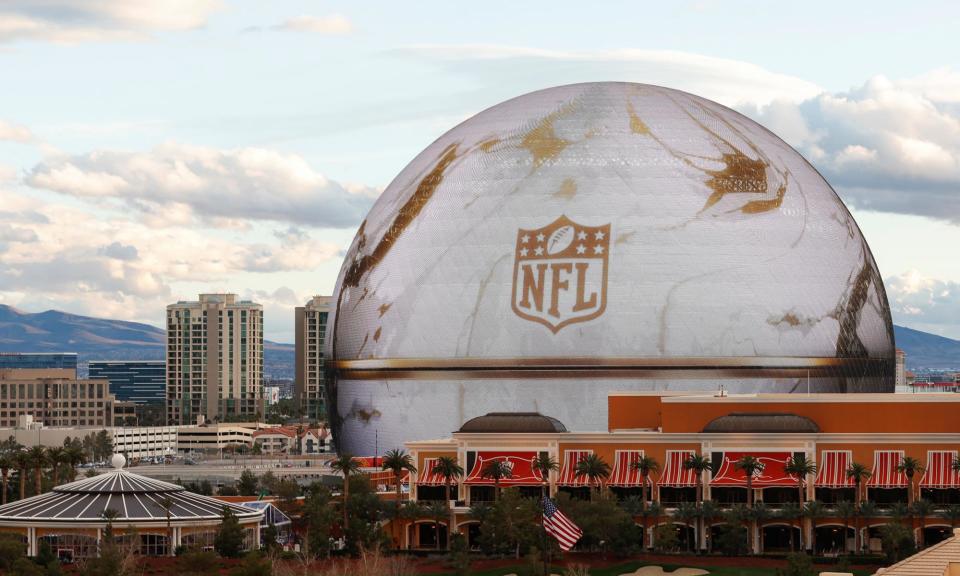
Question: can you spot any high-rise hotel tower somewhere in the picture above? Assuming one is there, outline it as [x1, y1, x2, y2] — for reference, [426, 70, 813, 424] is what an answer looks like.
[166, 294, 263, 425]
[295, 295, 331, 422]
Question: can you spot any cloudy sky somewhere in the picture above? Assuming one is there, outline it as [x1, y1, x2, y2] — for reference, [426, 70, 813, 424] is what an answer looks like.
[1, 0, 959, 342]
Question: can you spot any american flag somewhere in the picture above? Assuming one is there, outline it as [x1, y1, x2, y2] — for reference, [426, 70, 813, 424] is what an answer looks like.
[541, 497, 582, 551]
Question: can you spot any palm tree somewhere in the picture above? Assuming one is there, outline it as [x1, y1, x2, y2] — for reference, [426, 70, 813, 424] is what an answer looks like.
[633, 455, 660, 510]
[683, 453, 711, 554]
[14, 451, 29, 500]
[779, 502, 803, 552]
[329, 453, 361, 533]
[835, 500, 857, 553]
[857, 501, 879, 554]
[425, 500, 449, 551]
[735, 455, 764, 553]
[751, 502, 771, 554]
[785, 454, 817, 507]
[896, 456, 924, 504]
[26, 446, 46, 495]
[532, 453, 559, 499]
[102, 508, 120, 542]
[480, 459, 513, 502]
[432, 456, 463, 550]
[700, 501, 719, 554]
[846, 462, 870, 552]
[640, 501, 662, 550]
[63, 444, 85, 482]
[574, 453, 610, 501]
[911, 499, 935, 549]
[381, 448, 417, 544]
[0, 453, 11, 505]
[940, 504, 960, 531]
[45, 447, 65, 487]
[674, 501, 699, 553]
[804, 501, 826, 555]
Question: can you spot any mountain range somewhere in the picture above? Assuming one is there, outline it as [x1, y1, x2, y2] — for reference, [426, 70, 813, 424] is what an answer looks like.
[0, 304, 294, 379]
[1, 304, 959, 375]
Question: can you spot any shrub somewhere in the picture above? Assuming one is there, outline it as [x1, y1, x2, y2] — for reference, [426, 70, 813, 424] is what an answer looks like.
[776, 552, 814, 576]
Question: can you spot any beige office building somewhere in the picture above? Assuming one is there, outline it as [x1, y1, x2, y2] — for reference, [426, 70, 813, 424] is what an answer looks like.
[294, 295, 331, 422]
[166, 294, 263, 425]
[0, 377, 115, 428]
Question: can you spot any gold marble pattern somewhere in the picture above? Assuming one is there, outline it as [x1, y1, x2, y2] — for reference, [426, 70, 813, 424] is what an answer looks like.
[553, 178, 577, 200]
[521, 103, 576, 168]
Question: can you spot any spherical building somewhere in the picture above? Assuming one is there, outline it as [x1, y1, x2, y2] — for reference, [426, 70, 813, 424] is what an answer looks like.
[327, 82, 894, 455]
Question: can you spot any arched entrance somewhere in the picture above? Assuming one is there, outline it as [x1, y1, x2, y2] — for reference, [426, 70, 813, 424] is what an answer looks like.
[924, 525, 952, 547]
[762, 524, 801, 553]
[456, 521, 481, 551]
[815, 524, 854, 555]
[415, 520, 448, 550]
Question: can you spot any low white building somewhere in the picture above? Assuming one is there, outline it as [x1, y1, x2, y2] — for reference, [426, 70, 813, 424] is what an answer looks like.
[177, 424, 257, 453]
[112, 426, 178, 459]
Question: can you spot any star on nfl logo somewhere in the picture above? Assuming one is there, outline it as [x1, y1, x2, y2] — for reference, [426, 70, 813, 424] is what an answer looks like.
[511, 215, 610, 333]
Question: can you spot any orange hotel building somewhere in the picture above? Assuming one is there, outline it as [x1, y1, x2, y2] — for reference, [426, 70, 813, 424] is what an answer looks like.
[396, 392, 960, 553]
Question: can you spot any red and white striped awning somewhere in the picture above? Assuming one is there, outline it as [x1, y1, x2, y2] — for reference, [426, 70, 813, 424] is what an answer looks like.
[920, 451, 960, 489]
[659, 450, 698, 488]
[815, 450, 854, 488]
[867, 450, 908, 488]
[608, 450, 645, 487]
[557, 450, 592, 487]
[710, 452, 795, 487]
[416, 458, 446, 486]
[464, 451, 545, 486]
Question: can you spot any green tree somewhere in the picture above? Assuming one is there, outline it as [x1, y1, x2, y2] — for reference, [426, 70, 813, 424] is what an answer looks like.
[237, 470, 259, 496]
[785, 454, 817, 508]
[896, 456, 924, 504]
[473, 488, 539, 558]
[857, 501, 879, 553]
[653, 523, 679, 553]
[448, 532, 471, 576]
[275, 479, 300, 512]
[683, 452, 711, 552]
[777, 552, 814, 576]
[532, 453, 559, 498]
[633, 455, 660, 511]
[432, 455, 464, 549]
[716, 506, 749, 556]
[940, 503, 960, 530]
[160, 496, 174, 556]
[480, 459, 514, 502]
[381, 449, 417, 549]
[14, 452, 28, 501]
[329, 453, 361, 532]
[214, 506, 245, 558]
[803, 501, 826, 554]
[425, 500, 449, 551]
[0, 534, 25, 570]
[26, 447, 46, 496]
[574, 453, 610, 501]
[834, 500, 857, 553]
[62, 444, 84, 483]
[0, 453, 12, 505]
[911, 499, 935, 548]
[735, 455, 763, 553]
[674, 501, 699, 553]
[558, 493, 641, 554]
[751, 502, 772, 554]
[779, 502, 803, 551]
[302, 483, 336, 559]
[343, 475, 388, 554]
[45, 448, 64, 487]
[846, 461, 872, 552]
[879, 521, 915, 563]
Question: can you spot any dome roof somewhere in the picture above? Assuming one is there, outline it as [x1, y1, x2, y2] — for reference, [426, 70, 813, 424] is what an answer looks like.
[459, 412, 567, 433]
[330, 82, 892, 369]
[0, 468, 261, 523]
[326, 82, 894, 454]
[703, 412, 821, 433]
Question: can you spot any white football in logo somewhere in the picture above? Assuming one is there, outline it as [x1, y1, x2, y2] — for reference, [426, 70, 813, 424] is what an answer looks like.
[547, 225, 575, 255]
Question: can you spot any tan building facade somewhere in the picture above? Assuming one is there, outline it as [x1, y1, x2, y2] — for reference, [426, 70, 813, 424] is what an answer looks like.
[166, 293, 264, 425]
[294, 295, 331, 421]
[0, 375, 115, 428]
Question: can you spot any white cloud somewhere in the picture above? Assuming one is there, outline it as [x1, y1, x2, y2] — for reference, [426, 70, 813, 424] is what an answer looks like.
[26, 142, 378, 227]
[397, 45, 823, 107]
[0, 120, 33, 143]
[0, 190, 342, 327]
[747, 72, 960, 222]
[275, 15, 353, 35]
[0, 0, 223, 44]
[886, 271, 960, 334]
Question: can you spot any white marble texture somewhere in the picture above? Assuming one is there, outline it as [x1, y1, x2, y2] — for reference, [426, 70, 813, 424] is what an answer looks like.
[326, 82, 894, 453]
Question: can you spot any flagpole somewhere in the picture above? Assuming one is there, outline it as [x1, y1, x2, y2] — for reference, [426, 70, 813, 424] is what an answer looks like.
[541, 493, 549, 576]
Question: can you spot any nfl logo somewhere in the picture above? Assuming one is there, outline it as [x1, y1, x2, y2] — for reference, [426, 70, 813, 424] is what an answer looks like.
[511, 215, 610, 333]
